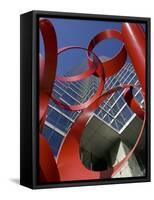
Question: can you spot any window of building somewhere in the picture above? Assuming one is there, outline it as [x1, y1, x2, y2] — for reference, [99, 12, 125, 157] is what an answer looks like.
[111, 119, 123, 131]
[48, 130, 64, 156]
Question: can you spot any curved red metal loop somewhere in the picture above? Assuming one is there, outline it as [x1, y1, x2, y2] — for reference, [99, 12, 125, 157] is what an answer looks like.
[39, 19, 58, 182]
[56, 46, 102, 82]
[51, 46, 105, 111]
[39, 19, 57, 125]
[88, 29, 127, 78]
[50, 30, 127, 111]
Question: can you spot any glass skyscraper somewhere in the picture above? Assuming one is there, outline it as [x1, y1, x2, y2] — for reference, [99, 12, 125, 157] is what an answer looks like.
[42, 58, 144, 158]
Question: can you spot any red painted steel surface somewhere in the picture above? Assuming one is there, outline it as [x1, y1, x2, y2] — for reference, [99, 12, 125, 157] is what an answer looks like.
[39, 19, 57, 127]
[39, 19, 145, 183]
[39, 134, 60, 182]
[88, 29, 127, 78]
[121, 23, 146, 93]
[124, 87, 144, 120]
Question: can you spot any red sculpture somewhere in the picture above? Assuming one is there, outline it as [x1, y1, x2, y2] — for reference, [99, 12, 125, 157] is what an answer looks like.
[39, 19, 145, 183]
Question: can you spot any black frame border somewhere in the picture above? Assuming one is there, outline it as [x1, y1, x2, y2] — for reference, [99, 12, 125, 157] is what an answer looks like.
[20, 10, 151, 189]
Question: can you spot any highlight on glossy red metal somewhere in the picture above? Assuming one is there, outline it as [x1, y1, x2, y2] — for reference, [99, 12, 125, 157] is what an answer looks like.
[39, 18, 146, 183]
[121, 23, 146, 93]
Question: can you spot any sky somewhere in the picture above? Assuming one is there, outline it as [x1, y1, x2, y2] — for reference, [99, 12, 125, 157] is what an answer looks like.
[39, 18, 143, 76]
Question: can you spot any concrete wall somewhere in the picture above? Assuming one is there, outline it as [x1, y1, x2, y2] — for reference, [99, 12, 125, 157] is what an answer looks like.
[111, 141, 145, 178]
[80, 115, 146, 177]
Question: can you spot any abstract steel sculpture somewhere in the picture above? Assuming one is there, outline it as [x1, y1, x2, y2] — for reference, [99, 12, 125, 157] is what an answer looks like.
[39, 19, 145, 183]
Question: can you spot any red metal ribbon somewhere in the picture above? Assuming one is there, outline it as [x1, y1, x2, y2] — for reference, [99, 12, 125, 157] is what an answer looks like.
[51, 46, 105, 111]
[88, 29, 127, 78]
[121, 23, 146, 93]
